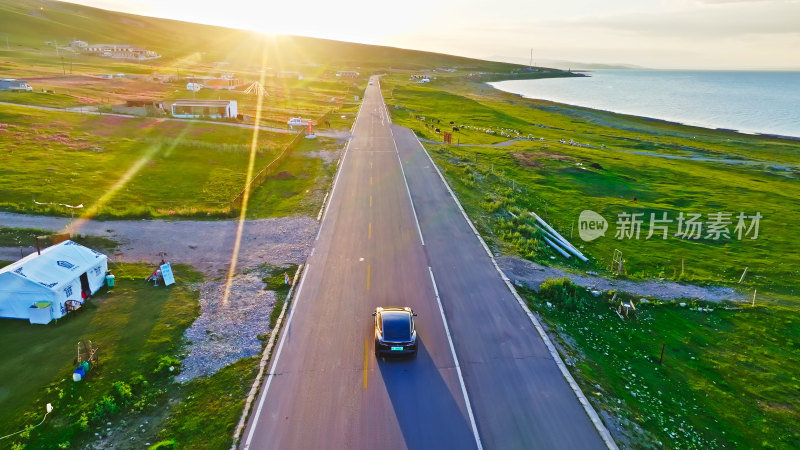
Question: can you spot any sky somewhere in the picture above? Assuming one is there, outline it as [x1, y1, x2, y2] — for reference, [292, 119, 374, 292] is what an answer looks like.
[65, 0, 800, 69]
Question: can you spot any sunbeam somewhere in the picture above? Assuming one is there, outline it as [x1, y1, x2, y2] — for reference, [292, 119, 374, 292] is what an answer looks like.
[220, 39, 271, 306]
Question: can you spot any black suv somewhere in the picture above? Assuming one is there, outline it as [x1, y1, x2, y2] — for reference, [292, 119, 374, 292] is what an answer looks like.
[373, 306, 418, 357]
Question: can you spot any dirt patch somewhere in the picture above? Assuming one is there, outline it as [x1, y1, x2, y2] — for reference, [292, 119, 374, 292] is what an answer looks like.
[510, 151, 574, 168]
[498, 255, 745, 302]
[273, 171, 294, 180]
[96, 115, 131, 128]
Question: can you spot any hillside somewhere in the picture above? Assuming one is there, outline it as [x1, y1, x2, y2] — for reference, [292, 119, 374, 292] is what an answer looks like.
[0, 0, 532, 72]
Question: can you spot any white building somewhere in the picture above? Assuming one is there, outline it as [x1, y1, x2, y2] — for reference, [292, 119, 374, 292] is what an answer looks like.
[0, 79, 32, 91]
[171, 99, 238, 119]
[0, 241, 108, 324]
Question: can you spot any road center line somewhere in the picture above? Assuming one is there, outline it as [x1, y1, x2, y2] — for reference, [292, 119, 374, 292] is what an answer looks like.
[366, 263, 371, 291]
[369, 195, 372, 208]
[368, 223, 372, 239]
[428, 266, 483, 450]
[363, 339, 369, 389]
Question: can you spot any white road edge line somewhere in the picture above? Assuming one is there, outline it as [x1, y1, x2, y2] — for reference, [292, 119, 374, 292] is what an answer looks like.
[428, 266, 483, 450]
[317, 138, 351, 242]
[232, 263, 304, 449]
[316, 191, 329, 221]
[414, 137, 619, 450]
[242, 262, 311, 450]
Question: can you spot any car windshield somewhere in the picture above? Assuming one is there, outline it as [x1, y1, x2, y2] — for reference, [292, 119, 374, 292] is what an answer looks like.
[381, 312, 411, 341]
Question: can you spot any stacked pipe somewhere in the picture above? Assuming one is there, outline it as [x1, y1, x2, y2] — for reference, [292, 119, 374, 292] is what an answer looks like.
[530, 212, 589, 262]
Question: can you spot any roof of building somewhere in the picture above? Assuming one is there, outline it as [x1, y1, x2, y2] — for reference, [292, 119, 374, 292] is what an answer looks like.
[172, 99, 237, 107]
[0, 240, 107, 293]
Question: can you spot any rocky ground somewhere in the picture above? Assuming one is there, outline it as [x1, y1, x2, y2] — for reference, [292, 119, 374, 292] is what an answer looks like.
[177, 271, 277, 382]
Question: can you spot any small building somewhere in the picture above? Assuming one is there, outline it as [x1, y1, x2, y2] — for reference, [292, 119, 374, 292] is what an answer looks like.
[277, 71, 303, 80]
[112, 99, 165, 116]
[150, 73, 179, 83]
[171, 99, 238, 119]
[0, 79, 32, 91]
[336, 71, 360, 78]
[70, 40, 88, 48]
[85, 44, 159, 60]
[204, 78, 241, 90]
[0, 241, 108, 324]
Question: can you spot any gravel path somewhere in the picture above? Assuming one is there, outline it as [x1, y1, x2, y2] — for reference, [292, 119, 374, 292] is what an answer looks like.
[177, 272, 276, 382]
[498, 256, 745, 302]
[0, 212, 318, 276]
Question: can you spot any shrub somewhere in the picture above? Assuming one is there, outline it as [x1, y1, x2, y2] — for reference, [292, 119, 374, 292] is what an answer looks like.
[149, 439, 179, 449]
[75, 412, 89, 431]
[91, 395, 119, 422]
[112, 381, 133, 406]
[154, 356, 182, 375]
[538, 278, 596, 311]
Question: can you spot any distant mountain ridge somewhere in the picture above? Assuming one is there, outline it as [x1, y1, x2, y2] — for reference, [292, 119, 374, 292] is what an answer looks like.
[0, 0, 536, 72]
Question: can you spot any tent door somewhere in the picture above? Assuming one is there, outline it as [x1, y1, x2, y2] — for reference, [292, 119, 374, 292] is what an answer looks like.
[80, 272, 90, 296]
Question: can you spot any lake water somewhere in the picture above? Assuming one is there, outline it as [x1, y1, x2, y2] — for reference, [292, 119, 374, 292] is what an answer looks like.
[489, 70, 800, 138]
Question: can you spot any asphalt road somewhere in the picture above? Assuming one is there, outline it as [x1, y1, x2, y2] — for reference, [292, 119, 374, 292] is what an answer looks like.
[241, 77, 608, 449]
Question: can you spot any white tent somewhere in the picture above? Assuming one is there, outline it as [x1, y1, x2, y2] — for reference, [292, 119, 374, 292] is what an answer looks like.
[0, 240, 108, 324]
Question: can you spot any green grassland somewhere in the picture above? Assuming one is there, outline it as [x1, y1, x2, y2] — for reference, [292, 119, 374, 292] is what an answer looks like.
[0, 263, 201, 448]
[0, 264, 270, 449]
[527, 280, 800, 448]
[245, 137, 342, 219]
[381, 74, 800, 448]
[0, 104, 327, 218]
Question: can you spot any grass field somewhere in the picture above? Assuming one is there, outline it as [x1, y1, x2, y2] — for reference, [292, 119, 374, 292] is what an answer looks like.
[0, 263, 273, 449]
[381, 74, 800, 448]
[245, 137, 342, 219]
[0, 104, 306, 218]
[0, 263, 201, 448]
[526, 280, 800, 448]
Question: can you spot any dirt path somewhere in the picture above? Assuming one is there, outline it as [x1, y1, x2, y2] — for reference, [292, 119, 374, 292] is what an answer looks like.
[498, 256, 745, 302]
[0, 101, 351, 140]
[0, 212, 317, 277]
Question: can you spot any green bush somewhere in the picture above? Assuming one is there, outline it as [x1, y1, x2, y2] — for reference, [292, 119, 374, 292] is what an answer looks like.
[91, 396, 119, 422]
[75, 412, 89, 432]
[112, 381, 133, 406]
[149, 439, 179, 449]
[154, 356, 182, 375]
[538, 278, 597, 311]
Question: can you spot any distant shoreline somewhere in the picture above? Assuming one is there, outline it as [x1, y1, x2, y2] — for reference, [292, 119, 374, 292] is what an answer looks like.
[486, 72, 800, 140]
